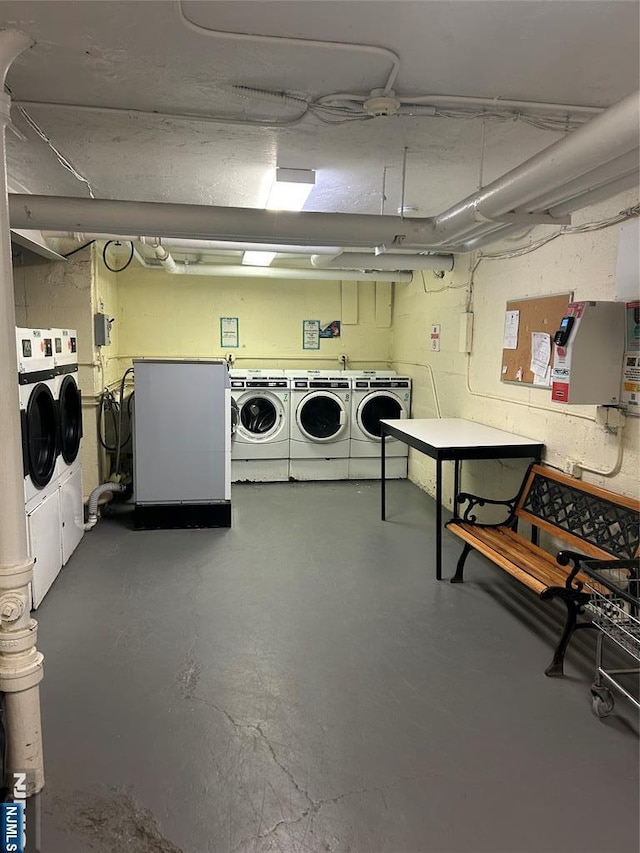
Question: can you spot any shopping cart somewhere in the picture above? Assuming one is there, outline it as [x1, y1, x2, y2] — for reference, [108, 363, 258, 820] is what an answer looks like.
[579, 558, 639, 718]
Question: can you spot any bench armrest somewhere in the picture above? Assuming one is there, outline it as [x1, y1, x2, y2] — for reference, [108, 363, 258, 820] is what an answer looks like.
[455, 491, 519, 527]
[556, 550, 592, 591]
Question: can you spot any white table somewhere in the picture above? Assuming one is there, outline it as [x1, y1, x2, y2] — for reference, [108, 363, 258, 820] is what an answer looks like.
[380, 418, 544, 580]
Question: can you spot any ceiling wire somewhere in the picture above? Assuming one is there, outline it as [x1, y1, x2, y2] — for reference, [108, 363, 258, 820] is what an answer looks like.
[7, 85, 96, 198]
[477, 204, 640, 261]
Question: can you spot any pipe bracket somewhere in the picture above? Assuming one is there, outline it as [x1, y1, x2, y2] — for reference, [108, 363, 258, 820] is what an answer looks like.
[0, 649, 44, 693]
[0, 557, 35, 590]
[0, 619, 39, 654]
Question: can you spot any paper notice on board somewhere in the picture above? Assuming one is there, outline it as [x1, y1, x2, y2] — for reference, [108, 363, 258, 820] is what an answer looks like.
[503, 310, 519, 349]
[533, 364, 551, 386]
[530, 332, 551, 377]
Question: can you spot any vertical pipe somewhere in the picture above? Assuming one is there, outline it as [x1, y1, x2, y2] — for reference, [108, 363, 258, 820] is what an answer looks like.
[0, 29, 45, 796]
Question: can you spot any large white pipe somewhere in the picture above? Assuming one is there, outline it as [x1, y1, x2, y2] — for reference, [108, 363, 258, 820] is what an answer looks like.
[431, 90, 640, 245]
[548, 172, 640, 217]
[310, 251, 453, 271]
[515, 149, 640, 214]
[0, 28, 45, 797]
[11, 195, 417, 247]
[135, 254, 412, 282]
[44, 232, 344, 255]
[9, 93, 639, 253]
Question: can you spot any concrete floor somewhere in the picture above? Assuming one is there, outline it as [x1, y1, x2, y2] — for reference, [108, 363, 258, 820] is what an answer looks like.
[30, 480, 638, 853]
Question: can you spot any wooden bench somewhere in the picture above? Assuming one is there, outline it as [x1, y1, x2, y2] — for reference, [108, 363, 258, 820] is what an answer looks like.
[445, 464, 640, 676]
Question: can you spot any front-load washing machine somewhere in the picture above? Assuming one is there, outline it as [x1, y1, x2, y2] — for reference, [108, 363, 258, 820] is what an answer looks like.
[229, 369, 290, 482]
[348, 371, 411, 479]
[16, 327, 63, 608]
[286, 370, 350, 480]
[52, 328, 84, 565]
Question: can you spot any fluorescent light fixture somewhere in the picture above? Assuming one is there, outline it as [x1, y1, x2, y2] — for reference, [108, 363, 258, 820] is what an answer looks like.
[266, 167, 315, 211]
[242, 250, 277, 266]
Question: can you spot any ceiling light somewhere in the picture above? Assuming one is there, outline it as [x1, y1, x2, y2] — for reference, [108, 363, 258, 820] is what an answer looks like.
[242, 250, 276, 266]
[266, 167, 315, 211]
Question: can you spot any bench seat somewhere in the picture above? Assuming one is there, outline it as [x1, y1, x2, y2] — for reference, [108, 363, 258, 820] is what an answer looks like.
[445, 464, 640, 676]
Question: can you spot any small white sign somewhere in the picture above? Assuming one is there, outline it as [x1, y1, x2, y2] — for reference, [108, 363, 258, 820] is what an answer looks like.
[220, 317, 239, 348]
[503, 310, 519, 349]
[303, 320, 320, 350]
[430, 323, 441, 352]
[530, 332, 551, 380]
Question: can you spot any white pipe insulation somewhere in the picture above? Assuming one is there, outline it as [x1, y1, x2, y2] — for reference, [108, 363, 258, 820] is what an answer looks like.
[0, 29, 45, 797]
[310, 252, 454, 271]
[43, 232, 344, 256]
[429, 90, 640, 246]
[134, 252, 413, 282]
[8, 91, 639, 254]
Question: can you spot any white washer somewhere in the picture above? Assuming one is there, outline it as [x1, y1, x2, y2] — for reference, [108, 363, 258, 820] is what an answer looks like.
[16, 327, 63, 608]
[229, 369, 290, 482]
[286, 370, 350, 480]
[17, 328, 59, 508]
[51, 328, 84, 565]
[347, 371, 411, 479]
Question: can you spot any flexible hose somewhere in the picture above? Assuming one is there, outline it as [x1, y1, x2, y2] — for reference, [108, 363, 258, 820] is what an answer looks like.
[84, 482, 126, 530]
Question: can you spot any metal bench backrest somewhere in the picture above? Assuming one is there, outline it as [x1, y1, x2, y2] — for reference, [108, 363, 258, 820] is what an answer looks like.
[515, 465, 640, 560]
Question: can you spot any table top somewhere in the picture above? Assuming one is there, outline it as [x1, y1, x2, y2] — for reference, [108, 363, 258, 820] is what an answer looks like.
[381, 417, 543, 450]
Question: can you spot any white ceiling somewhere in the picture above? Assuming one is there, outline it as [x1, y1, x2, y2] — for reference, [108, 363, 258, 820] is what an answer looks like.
[1, 1, 638, 225]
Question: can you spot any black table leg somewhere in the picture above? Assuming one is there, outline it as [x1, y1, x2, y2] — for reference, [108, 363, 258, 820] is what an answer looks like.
[436, 456, 442, 580]
[453, 458, 461, 518]
[381, 427, 386, 521]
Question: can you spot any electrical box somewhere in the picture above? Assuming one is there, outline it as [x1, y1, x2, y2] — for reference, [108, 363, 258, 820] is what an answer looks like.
[94, 312, 111, 347]
[551, 301, 625, 405]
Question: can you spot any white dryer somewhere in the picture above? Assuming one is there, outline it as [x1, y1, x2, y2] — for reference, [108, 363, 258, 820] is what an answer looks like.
[286, 370, 350, 480]
[52, 328, 84, 565]
[229, 369, 290, 482]
[16, 327, 62, 609]
[347, 371, 411, 479]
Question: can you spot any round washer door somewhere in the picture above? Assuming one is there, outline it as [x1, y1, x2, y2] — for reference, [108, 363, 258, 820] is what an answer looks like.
[59, 375, 82, 464]
[25, 383, 58, 487]
[297, 391, 348, 442]
[356, 391, 407, 440]
[230, 397, 239, 436]
[237, 391, 285, 442]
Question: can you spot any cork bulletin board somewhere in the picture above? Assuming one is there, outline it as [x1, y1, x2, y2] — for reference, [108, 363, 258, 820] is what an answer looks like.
[501, 293, 572, 386]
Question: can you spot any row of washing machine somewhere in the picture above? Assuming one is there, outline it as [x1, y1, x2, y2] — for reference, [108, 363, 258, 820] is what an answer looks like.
[230, 369, 411, 482]
[16, 327, 84, 608]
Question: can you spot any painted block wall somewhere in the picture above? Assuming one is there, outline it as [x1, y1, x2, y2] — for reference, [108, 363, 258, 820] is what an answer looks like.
[392, 189, 640, 512]
[111, 266, 391, 375]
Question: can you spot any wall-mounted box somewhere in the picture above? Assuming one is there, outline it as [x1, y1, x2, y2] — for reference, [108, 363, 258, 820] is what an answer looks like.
[94, 312, 111, 347]
[550, 301, 625, 405]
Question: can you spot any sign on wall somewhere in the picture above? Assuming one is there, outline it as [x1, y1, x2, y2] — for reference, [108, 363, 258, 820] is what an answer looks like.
[220, 317, 239, 348]
[303, 320, 320, 350]
[319, 320, 341, 338]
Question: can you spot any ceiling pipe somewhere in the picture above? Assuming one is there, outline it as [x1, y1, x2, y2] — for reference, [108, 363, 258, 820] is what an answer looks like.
[317, 91, 604, 117]
[133, 251, 412, 282]
[430, 90, 639, 245]
[548, 172, 640, 218]
[43, 232, 343, 255]
[310, 251, 453, 271]
[514, 149, 640, 214]
[0, 28, 45, 798]
[9, 92, 639, 254]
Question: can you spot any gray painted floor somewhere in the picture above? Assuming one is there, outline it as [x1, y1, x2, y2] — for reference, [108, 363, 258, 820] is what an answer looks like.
[31, 480, 638, 853]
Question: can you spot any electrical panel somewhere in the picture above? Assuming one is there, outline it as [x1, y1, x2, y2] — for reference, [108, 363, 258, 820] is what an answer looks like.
[550, 301, 625, 405]
[94, 312, 111, 346]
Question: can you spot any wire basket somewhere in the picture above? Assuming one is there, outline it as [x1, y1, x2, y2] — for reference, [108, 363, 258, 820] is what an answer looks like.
[583, 562, 639, 662]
